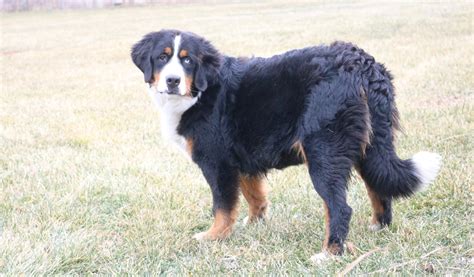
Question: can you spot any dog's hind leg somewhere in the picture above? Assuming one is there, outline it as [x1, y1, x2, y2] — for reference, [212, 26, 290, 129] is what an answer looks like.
[303, 131, 354, 259]
[302, 99, 371, 261]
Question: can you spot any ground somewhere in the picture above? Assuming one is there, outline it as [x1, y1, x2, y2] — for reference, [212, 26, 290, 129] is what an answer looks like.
[1, 0, 473, 275]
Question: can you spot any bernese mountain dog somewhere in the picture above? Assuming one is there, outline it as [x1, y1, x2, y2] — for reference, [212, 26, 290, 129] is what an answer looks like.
[131, 30, 441, 261]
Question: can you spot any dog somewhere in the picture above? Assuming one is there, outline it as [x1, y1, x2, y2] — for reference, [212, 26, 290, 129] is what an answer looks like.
[131, 29, 441, 261]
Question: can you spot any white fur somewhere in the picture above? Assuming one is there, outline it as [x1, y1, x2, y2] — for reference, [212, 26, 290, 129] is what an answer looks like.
[412, 151, 442, 191]
[156, 35, 187, 96]
[310, 251, 331, 264]
[147, 85, 200, 156]
[368, 222, 383, 232]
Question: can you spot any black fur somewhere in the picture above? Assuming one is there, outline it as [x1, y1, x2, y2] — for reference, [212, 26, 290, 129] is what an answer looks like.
[131, 30, 430, 254]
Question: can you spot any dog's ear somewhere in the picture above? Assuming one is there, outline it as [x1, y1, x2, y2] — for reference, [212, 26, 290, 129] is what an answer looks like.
[194, 38, 222, 92]
[131, 33, 155, 83]
[194, 63, 209, 92]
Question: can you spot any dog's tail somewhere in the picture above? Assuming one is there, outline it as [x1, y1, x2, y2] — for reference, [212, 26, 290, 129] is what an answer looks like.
[358, 62, 442, 198]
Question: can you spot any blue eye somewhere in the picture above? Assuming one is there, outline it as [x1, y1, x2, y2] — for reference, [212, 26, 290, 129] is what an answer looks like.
[183, 57, 191, 64]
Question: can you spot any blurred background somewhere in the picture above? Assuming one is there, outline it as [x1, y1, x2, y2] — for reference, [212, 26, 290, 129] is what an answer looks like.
[1, 0, 183, 12]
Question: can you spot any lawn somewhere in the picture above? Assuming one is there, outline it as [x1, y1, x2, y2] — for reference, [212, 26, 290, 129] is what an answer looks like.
[1, 0, 473, 274]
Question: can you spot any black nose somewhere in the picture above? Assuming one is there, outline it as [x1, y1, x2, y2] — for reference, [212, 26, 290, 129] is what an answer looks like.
[166, 76, 181, 89]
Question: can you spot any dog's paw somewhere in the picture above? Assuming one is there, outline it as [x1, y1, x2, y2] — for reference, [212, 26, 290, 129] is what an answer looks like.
[242, 215, 266, 226]
[369, 222, 383, 232]
[193, 230, 230, 241]
[193, 231, 211, 241]
[310, 251, 331, 265]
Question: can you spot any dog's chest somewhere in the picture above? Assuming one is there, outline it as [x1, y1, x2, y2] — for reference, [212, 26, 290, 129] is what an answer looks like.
[160, 112, 188, 154]
[148, 89, 197, 157]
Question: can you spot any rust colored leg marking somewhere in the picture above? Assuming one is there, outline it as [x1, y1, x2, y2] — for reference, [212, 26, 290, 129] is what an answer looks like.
[240, 175, 269, 223]
[323, 202, 330, 249]
[323, 202, 343, 255]
[194, 208, 239, 240]
[365, 184, 384, 226]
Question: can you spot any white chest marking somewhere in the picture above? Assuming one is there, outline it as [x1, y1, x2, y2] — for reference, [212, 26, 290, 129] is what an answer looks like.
[147, 87, 199, 157]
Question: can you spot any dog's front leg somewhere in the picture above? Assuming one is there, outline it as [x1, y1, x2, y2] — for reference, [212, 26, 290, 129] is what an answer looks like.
[193, 162, 240, 240]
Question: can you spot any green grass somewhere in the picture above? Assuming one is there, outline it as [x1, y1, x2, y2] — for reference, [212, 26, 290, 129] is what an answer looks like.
[1, 0, 473, 274]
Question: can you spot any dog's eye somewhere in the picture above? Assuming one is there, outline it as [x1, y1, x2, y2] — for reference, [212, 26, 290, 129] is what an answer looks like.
[183, 57, 191, 64]
[158, 54, 167, 61]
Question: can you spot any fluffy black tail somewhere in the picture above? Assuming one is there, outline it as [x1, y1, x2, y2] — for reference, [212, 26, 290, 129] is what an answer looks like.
[359, 63, 441, 198]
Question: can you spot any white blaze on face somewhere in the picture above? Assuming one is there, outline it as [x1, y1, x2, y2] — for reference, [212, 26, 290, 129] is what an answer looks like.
[156, 35, 187, 96]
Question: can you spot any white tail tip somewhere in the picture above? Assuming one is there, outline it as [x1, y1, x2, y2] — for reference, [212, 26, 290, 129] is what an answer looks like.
[412, 151, 442, 191]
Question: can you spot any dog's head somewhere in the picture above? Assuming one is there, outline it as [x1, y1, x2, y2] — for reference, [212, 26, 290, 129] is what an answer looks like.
[131, 30, 221, 97]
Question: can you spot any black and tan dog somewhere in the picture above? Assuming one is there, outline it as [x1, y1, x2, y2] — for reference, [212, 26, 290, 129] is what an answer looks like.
[131, 30, 441, 261]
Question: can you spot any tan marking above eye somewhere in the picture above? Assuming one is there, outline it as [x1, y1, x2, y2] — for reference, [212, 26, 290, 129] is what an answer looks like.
[164, 47, 172, 55]
[179, 49, 188, 58]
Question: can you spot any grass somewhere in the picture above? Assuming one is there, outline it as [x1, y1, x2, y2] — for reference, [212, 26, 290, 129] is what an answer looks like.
[1, 0, 473, 274]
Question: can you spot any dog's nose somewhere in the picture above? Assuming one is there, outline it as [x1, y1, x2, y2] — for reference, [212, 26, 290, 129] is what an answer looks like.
[166, 76, 181, 90]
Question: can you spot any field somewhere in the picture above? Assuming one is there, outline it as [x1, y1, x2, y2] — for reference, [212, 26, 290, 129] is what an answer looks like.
[1, 0, 473, 274]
